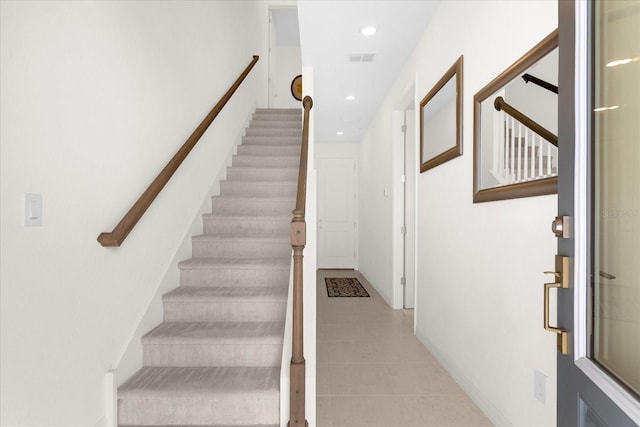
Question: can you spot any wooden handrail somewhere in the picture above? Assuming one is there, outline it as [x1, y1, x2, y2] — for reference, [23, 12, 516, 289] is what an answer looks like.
[289, 95, 312, 427]
[97, 55, 259, 247]
[494, 96, 558, 147]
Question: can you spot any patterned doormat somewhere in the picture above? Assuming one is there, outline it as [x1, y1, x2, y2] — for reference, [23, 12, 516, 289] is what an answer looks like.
[325, 277, 370, 297]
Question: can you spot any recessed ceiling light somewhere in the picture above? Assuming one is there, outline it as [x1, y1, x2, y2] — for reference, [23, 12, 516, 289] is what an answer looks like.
[345, 95, 356, 101]
[360, 26, 377, 36]
[336, 131, 344, 136]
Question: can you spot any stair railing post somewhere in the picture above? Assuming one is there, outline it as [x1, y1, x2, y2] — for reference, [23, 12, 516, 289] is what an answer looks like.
[289, 96, 312, 427]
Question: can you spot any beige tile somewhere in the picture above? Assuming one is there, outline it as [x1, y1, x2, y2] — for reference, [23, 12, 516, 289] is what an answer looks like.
[324, 340, 391, 364]
[331, 396, 414, 427]
[317, 342, 330, 365]
[328, 363, 392, 395]
[317, 363, 331, 396]
[387, 362, 463, 396]
[316, 396, 333, 427]
[316, 270, 493, 427]
[404, 394, 493, 426]
[317, 322, 371, 343]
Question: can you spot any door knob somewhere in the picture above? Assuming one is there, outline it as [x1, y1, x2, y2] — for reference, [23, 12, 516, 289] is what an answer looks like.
[543, 255, 569, 355]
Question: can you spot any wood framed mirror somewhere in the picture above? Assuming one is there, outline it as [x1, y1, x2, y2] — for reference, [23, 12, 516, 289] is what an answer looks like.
[420, 55, 463, 172]
[473, 30, 558, 203]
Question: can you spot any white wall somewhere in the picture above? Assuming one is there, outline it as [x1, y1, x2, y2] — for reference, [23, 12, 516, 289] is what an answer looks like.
[273, 46, 303, 108]
[358, 111, 396, 305]
[358, 1, 558, 426]
[0, 1, 268, 425]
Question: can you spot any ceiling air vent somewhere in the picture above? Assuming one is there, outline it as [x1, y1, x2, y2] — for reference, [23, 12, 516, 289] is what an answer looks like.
[348, 53, 375, 63]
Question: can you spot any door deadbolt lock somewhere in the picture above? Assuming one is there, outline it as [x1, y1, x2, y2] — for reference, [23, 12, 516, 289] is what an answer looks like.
[543, 255, 569, 355]
[552, 216, 570, 238]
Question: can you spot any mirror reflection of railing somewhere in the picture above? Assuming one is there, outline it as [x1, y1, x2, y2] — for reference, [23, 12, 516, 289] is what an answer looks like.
[522, 73, 559, 94]
[599, 271, 616, 280]
[492, 96, 558, 185]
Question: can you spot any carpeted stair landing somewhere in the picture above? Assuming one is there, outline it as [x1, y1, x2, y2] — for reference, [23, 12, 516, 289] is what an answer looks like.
[118, 108, 302, 427]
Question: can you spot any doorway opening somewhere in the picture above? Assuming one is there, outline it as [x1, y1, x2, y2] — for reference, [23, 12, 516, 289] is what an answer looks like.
[268, 6, 301, 108]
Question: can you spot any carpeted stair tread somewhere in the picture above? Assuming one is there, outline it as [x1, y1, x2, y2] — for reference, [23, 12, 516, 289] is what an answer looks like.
[178, 257, 290, 270]
[237, 144, 301, 156]
[219, 181, 297, 198]
[119, 107, 299, 426]
[121, 425, 278, 427]
[225, 166, 298, 182]
[241, 135, 302, 145]
[245, 127, 301, 137]
[248, 119, 301, 128]
[212, 195, 295, 202]
[255, 107, 300, 113]
[211, 196, 295, 216]
[232, 155, 299, 168]
[163, 286, 287, 302]
[202, 215, 290, 238]
[201, 214, 291, 221]
[191, 236, 290, 259]
[119, 366, 279, 399]
[192, 235, 290, 244]
[142, 322, 285, 344]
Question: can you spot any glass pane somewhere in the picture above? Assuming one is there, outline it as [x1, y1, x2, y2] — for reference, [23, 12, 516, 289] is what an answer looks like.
[592, 0, 640, 396]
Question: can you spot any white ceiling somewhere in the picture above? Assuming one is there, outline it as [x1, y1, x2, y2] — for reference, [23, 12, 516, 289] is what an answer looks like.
[296, 0, 440, 143]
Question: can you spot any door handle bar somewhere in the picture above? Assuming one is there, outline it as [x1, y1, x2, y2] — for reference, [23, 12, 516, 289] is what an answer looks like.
[543, 255, 569, 355]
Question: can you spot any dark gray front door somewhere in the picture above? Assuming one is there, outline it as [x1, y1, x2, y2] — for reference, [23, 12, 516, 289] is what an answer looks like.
[557, 1, 640, 425]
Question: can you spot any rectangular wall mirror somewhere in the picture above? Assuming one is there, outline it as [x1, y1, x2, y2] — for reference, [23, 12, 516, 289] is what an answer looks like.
[420, 55, 463, 172]
[473, 30, 558, 202]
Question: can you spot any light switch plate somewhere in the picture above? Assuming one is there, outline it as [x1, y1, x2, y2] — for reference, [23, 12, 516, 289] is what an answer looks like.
[534, 369, 548, 404]
[24, 193, 42, 226]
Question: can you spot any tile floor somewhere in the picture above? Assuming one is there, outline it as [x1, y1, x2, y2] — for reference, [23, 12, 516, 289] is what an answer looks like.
[316, 269, 493, 427]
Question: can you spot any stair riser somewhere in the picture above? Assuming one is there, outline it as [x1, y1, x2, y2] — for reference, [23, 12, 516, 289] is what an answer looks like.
[203, 218, 290, 237]
[211, 198, 295, 216]
[233, 155, 299, 168]
[192, 241, 290, 258]
[255, 108, 300, 114]
[226, 168, 297, 182]
[163, 301, 286, 322]
[249, 119, 301, 129]
[143, 343, 282, 367]
[118, 396, 279, 425]
[241, 135, 301, 146]
[179, 268, 289, 287]
[253, 112, 301, 121]
[237, 145, 301, 156]
[219, 182, 297, 198]
[245, 127, 301, 137]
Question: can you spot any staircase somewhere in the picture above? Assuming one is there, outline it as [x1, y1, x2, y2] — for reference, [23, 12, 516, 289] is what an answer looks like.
[118, 108, 302, 426]
[491, 116, 558, 185]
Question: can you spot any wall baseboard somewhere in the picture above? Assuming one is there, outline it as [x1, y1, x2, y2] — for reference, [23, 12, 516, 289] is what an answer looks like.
[414, 329, 513, 427]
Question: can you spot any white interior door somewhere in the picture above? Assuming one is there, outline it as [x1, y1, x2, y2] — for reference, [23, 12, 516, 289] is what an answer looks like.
[317, 157, 356, 269]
